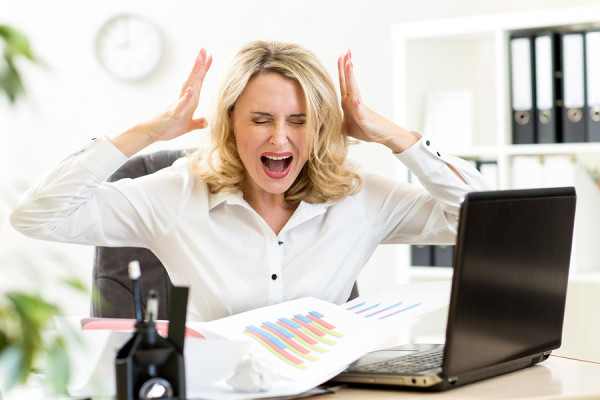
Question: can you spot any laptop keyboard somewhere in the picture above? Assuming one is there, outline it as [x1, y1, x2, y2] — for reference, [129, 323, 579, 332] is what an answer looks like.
[353, 347, 444, 374]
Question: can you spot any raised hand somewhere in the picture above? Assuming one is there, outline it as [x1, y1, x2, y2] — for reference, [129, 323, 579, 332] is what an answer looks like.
[111, 48, 213, 157]
[337, 50, 417, 153]
[149, 47, 213, 142]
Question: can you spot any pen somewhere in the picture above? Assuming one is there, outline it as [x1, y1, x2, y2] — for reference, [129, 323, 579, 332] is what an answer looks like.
[128, 260, 143, 323]
[145, 289, 159, 323]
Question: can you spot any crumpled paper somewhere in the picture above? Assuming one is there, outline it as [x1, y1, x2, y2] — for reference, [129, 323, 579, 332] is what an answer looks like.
[226, 354, 276, 392]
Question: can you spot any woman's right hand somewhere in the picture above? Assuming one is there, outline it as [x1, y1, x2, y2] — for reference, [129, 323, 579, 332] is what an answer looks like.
[110, 48, 213, 157]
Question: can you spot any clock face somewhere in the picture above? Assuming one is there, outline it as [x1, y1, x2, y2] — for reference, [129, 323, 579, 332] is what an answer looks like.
[96, 15, 163, 81]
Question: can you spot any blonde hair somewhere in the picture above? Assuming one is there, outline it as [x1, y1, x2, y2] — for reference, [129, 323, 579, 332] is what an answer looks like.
[188, 40, 362, 204]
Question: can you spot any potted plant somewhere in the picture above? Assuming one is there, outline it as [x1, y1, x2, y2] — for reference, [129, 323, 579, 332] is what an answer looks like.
[0, 291, 70, 394]
[0, 24, 79, 397]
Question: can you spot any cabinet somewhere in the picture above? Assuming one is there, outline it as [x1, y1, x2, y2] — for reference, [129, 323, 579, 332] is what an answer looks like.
[392, 6, 600, 279]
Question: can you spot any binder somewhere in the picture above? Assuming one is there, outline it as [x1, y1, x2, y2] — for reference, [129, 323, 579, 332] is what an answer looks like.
[534, 32, 562, 143]
[411, 245, 432, 266]
[585, 29, 600, 142]
[433, 245, 454, 267]
[561, 31, 587, 142]
[510, 35, 536, 144]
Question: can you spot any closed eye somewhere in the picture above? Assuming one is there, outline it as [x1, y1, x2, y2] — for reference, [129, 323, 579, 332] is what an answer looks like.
[289, 113, 306, 125]
[252, 118, 271, 125]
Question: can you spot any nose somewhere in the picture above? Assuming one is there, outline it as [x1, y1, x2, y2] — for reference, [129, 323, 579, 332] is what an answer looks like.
[269, 123, 289, 148]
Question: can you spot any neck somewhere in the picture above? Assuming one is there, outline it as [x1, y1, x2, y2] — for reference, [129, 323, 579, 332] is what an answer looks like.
[242, 186, 297, 235]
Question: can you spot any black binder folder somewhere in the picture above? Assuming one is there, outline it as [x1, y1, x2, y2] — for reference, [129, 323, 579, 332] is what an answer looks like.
[561, 31, 587, 142]
[534, 32, 562, 143]
[585, 29, 600, 142]
[411, 245, 432, 266]
[510, 35, 536, 144]
[433, 245, 454, 267]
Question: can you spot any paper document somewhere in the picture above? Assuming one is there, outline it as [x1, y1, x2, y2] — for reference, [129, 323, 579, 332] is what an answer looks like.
[62, 281, 451, 400]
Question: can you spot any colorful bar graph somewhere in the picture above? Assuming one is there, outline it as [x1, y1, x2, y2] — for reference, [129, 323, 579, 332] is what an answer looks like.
[378, 302, 422, 319]
[366, 301, 403, 318]
[349, 301, 422, 320]
[305, 312, 344, 338]
[346, 301, 365, 310]
[292, 317, 337, 345]
[355, 303, 380, 314]
[244, 310, 343, 370]
[261, 325, 318, 361]
[308, 311, 335, 329]
[277, 318, 318, 344]
[244, 326, 306, 369]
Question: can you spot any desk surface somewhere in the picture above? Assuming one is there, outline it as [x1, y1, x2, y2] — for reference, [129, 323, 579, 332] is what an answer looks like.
[322, 356, 600, 400]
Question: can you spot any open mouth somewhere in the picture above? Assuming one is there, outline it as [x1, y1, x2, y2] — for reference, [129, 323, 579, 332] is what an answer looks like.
[261, 153, 293, 177]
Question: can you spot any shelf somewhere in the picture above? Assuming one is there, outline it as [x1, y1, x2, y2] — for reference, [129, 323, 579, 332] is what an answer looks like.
[394, 6, 600, 277]
[409, 267, 453, 283]
[444, 146, 501, 160]
[505, 143, 600, 156]
[452, 143, 600, 159]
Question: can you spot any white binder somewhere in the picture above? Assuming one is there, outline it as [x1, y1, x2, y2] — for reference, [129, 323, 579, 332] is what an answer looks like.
[562, 32, 586, 142]
[586, 29, 600, 141]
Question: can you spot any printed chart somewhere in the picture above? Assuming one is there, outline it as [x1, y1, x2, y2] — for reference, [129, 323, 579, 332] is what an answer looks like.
[244, 311, 344, 369]
[346, 301, 422, 319]
[343, 281, 451, 326]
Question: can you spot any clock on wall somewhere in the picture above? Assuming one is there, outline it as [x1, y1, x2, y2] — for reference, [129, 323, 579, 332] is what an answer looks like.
[96, 14, 163, 81]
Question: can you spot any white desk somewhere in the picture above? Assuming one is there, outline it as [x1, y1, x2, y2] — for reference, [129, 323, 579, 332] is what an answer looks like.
[325, 356, 600, 400]
[4, 356, 598, 399]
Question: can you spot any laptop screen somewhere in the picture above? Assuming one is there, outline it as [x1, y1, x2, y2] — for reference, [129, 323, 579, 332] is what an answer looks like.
[443, 187, 576, 378]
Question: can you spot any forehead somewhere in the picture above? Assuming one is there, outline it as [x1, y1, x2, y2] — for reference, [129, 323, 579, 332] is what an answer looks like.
[235, 72, 307, 112]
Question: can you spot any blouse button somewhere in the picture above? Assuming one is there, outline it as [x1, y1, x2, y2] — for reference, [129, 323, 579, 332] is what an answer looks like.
[425, 140, 431, 146]
[271, 274, 278, 280]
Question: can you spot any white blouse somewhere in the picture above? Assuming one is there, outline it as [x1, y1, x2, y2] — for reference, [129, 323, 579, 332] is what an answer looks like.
[10, 135, 488, 321]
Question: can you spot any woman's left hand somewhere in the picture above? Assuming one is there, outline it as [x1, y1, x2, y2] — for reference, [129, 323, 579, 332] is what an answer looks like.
[338, 51, 417, 153]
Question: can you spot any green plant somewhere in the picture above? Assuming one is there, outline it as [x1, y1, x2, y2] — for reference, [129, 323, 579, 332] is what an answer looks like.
[0, 24, 36, 103]
[0, 291, 69, 394]
[1, 26, 77, 395]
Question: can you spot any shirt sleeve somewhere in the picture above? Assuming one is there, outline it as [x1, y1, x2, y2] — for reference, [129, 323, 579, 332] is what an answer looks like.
[395, 132, 490, 212]
[357, 134, 489, 245]
[9, 137, 187, 248]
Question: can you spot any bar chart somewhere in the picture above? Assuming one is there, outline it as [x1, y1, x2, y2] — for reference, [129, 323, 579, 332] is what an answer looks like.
[244, 311, 344, 369]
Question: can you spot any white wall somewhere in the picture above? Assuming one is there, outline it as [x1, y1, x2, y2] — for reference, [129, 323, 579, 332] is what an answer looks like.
[1, 0, 597, 315]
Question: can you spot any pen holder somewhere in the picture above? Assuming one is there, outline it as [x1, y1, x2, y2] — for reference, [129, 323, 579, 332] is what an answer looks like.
[115, 286, 189, 400]
[115, 321, 185, 400]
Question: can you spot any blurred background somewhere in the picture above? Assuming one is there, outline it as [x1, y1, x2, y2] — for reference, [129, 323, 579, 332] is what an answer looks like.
[1, 0, 598, 338]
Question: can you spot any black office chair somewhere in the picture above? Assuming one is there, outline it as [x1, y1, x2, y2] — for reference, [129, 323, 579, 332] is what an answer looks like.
[91, 149, 186, 319]
[91, 149, 359, 319]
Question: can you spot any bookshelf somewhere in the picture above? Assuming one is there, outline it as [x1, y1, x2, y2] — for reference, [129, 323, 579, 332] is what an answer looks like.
[392, 5, 600, 280]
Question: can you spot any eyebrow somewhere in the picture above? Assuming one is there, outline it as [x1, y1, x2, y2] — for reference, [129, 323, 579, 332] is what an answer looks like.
[250, 112, 306, 118]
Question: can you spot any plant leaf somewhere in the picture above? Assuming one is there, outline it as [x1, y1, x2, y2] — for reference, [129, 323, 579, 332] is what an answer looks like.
[0, 25, 36, 61]
[45, 339, 70, 395]
[0, 345, 26, 389]
[61, 277, 88, 293]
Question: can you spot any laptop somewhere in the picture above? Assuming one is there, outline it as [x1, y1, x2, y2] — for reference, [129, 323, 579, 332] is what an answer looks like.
[330, 186, 577, 391]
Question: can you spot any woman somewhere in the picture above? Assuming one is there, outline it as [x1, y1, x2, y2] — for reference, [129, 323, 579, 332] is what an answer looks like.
[10, 41, 487, 321]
